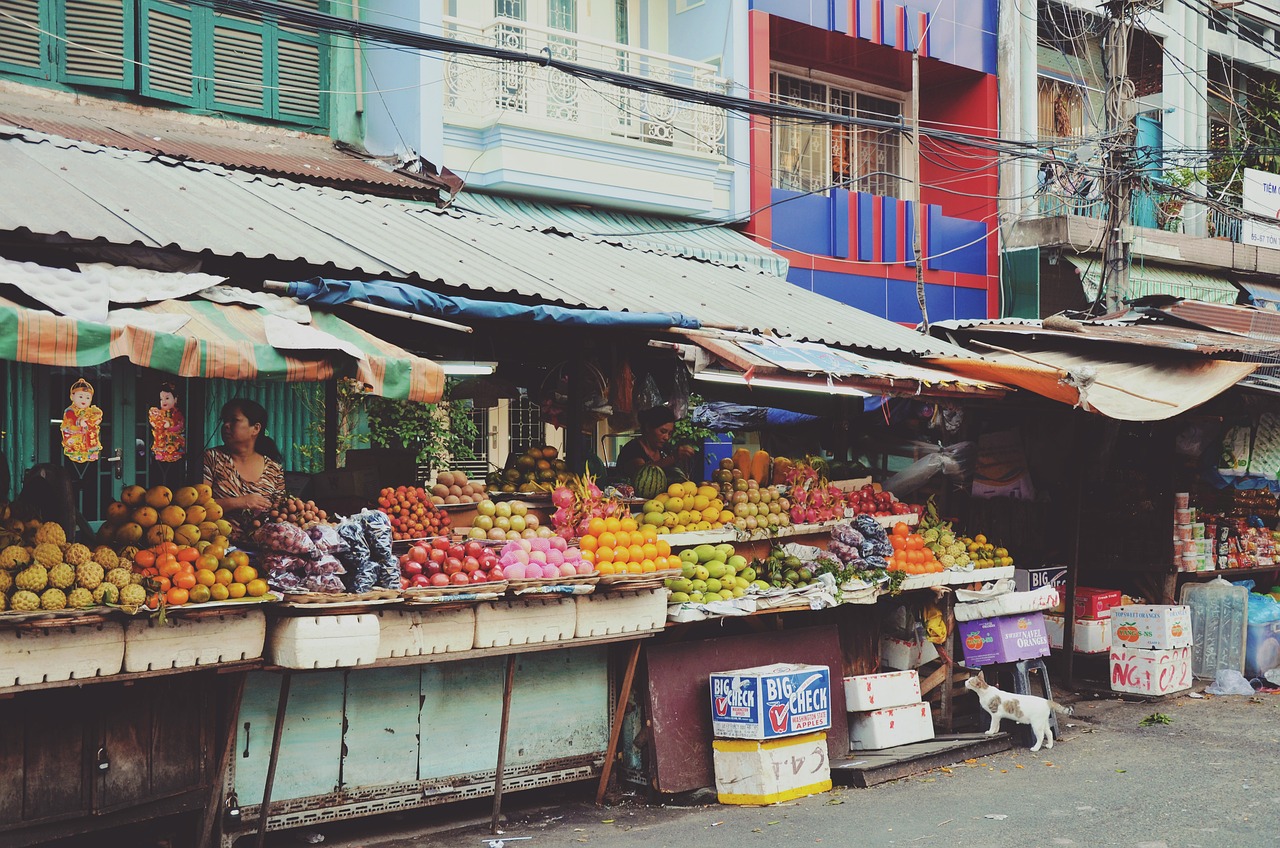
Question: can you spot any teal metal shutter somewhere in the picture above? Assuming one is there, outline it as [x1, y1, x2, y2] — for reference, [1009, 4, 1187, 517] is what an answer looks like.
[210, 8, 270, 117]
[0, 0, 50, 80]
[60, 0, 135, 89]
[275, 26, 324, 123]
[139, 0, 199, 105]
[1001, 247, 1040, 319]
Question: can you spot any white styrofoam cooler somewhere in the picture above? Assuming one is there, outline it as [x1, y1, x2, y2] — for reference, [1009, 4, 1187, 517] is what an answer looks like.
[268, 613, 380, 668]
[474, 597, 576, 648]
[575, 589, 666, 638]
[377, 607, 475, 658]
[1044, 614, 1111, 653]
[843, 670, 922, 712]
[0, 620, 124, 687]
[124, 608, 266, 672]
[848, 701, 935, 751]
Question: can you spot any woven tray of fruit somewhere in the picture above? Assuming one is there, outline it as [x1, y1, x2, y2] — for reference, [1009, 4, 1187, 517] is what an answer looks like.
[0, 607, 115, 628]
[597, 568, 682, 588]
[276, 588, 402, 607]
[402, 581, 509, 599]
[504, 574, 599, 591]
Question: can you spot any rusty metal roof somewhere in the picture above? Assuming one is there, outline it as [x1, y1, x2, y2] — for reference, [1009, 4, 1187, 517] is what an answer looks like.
[1154, 300, 1280, 343]
[0, 89, 454, 198]
[944, 320, 1280, 357]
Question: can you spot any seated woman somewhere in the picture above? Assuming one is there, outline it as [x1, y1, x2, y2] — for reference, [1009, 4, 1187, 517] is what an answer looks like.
[615, 406, 696, 478]
[203, 398, 285, 540]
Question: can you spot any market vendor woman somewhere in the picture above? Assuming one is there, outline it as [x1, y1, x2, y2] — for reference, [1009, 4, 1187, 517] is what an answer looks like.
[203, 398, 285, 538]
[616, 406, 696, 477]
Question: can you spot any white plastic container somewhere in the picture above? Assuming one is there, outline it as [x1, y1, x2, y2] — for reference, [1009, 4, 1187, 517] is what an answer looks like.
[474, 597, 576, 648]
[1044, 614, 1111, 653]
[123, 608, 266, 672]
[575, 589, 666, 638]
[1181, 578, 1247, 679]
[376, 607, 475, 658]
[848, 702, 935, 751]
[0, 620, 125, 687]
[268, 613, 380, 668]
[843, 670, 922, 711]
[712, 731, 831, 805]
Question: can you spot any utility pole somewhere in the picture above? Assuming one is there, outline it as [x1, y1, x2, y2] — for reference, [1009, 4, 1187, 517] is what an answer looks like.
[1099, 0, 1137, 312]
[912, 48, 929, 331]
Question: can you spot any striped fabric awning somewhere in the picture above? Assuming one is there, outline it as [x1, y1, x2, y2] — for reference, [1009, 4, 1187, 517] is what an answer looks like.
[0, 294, 444, 403]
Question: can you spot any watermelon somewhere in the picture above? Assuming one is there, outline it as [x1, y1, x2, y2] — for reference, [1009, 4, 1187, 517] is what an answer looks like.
[634, 464, 668, 499]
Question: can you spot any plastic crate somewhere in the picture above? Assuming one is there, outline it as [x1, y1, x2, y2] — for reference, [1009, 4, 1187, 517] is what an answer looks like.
[123, 608, 266, 672]
[0, 620, 124, 687]
[474, 597, 576, 648]
[377, 607, 475, 658]
[574, 589, 666, 638]
[268, 613, 380, 668]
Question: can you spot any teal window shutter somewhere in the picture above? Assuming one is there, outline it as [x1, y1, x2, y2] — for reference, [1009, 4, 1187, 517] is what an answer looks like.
[0, 0, 51, 80]
[209, 8, 270, 117]
[139, 0, 199, 106]
[60, 0, 136, 90]
[275, 30, 325, 123]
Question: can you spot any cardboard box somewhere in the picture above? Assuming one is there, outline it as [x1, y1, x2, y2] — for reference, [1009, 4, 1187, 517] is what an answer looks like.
[1109, 605, 1193, 650]
[843, 670, 921, 712]
[1075, 587, 1123, 620]
[848, 702, 935, 750]
[712, 731, 831, 805]
[710, 663, 832, 740]
[1044, 614, 1111, 653]
[1245, 619, 1280, 678]
[880, 634, 939, 670]
[958, 613, 1051, 667]
[1110, 646, 1193, 696]
[1014, 565, 1067, 594]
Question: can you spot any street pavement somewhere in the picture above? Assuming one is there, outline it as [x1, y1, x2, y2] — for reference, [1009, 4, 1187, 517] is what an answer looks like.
[304, 689, 1280, 848]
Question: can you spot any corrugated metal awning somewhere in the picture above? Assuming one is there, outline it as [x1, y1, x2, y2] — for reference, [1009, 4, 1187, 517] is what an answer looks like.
[1065, 256, 1240, 305]
[454, 193, 789, 277]
[0, 127, 966, 359]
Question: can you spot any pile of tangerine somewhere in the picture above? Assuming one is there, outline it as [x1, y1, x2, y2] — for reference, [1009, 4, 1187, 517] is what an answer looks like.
[578, 515, 682, 576]
[888, 521, 944, 574]
[132, 540, 268, 606]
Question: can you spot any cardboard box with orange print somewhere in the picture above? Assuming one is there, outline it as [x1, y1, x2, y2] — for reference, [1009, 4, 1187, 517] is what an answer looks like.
[1109, 605, 1193, 651]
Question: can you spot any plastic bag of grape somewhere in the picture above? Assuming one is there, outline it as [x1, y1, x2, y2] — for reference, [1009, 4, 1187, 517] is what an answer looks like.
[360, 509, 400, 590]
[338, 517, 376, 593]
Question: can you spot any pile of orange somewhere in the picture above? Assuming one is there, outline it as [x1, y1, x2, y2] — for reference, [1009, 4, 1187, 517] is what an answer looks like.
[577, 515, 681, 576]
[888, 522, 944, 574]
[131, 540, 268, 607]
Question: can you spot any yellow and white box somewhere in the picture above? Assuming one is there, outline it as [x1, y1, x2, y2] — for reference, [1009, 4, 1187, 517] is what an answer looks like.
[712, 731, 831, 805]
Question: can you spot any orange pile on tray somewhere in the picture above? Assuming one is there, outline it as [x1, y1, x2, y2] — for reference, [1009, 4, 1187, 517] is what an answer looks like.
[131, 539, 267, 607]
[888, 522, 944, 574]
[577, 515, 681, 576]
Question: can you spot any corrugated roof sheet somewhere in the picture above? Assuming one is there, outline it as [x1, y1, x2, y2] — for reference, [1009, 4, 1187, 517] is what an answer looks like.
[944, 320, 1280, 357]
[0, 127, 966, 358]
[454, 193, 789, 277]
[1065, 255, 1241, 305]
[0, 95, 453, 197]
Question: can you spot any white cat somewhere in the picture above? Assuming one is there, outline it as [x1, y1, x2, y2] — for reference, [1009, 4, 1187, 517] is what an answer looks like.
[964, 672, 1073, 752]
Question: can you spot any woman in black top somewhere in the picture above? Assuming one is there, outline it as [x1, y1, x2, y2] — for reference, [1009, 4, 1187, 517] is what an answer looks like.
[615, 406, 696, 477]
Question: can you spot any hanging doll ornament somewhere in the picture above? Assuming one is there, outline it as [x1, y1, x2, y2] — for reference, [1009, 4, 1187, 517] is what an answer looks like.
[148, 381, 187, 463]
[61, 378, 103, 464]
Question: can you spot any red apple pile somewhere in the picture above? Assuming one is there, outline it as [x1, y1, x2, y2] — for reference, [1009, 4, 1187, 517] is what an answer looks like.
[398, 537, 504, 589]
[846, 484, 919, 519]
[377, 485, 452, 541]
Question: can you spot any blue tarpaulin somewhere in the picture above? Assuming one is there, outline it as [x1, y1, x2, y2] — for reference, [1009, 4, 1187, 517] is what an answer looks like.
[691, 402, 820, 431]
[287, 279, 702, 329]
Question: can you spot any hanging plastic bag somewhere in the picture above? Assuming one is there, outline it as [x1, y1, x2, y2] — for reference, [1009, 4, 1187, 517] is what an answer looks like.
[635, 372, 663, 413]
[669, 363, 692, 420]
[883, 440, 975, 497]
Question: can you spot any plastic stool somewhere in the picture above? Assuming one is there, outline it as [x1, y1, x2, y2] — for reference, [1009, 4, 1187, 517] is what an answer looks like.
[1001, 657, 1058, 748]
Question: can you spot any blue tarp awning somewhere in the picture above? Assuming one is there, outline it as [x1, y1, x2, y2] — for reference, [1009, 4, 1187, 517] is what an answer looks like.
[287, 279, 702, 329]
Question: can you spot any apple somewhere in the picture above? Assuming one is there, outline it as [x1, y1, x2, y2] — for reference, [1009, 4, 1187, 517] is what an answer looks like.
[429, 548, 447, 565]
[444, 557, 463, 575]
[464, 540, 485, 559]
[425, 561, 442, 577]
[477, 499, 497, 517]
[411, 573, 431, 587]
[404, 561, 424, 576]
[429, 572, 450, 587]
[510, 500, 528, 517]
[470, 569, 490, 584]
[524, 514, 539, 529]
[489, 565, 505, 580]
[432, 536, 452, 551]
[509, 514, 526, 532]
[468, 527, 488, 540]
[450, 571, 470, 585]
[409, 546, 429, 564]
[463, 556, 480, 573]
[495, 501, 512, 518]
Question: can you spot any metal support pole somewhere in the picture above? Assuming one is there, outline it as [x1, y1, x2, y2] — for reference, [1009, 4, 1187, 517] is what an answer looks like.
[491, 654, 517, 834]
[911, 48, 929, 331]
[254, 671, 292, 848]
[1099, 0, 1136, 311]
[596, 640, 643, 806]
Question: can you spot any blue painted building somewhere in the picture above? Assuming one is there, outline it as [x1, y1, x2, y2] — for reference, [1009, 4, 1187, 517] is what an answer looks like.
[744, 0, 999, 322]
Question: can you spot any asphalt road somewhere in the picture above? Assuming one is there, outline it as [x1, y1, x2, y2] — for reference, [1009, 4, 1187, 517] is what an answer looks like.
[302, 689, 1280, 848]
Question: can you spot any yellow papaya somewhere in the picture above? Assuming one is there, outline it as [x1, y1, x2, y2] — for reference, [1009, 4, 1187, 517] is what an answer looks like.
[750, 450, 771, 484]
[732, 448, 752, 478]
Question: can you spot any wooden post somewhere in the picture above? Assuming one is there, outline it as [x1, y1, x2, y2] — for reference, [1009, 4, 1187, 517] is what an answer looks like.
[491, 654, 517, 834]
[596, 640, 643, 806]
[1064, 416, 1083, 689]
[939, 594, 955, 733]
[254, 671, 292, 848]
[197, 671, 248, 848]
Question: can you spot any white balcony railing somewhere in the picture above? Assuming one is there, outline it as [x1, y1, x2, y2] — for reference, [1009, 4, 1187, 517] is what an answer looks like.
[442, 17, 728, 157]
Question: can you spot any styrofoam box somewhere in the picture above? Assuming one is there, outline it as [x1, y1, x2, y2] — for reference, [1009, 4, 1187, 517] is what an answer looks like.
[1044, 614, 1111, 654]
[880, 634, 938, 670]
[575, 589, 666, 638]
[0, 620, 124, 687]
[713, 731, 832, 805]
[124, 608, 266, 672]
[1110, 646, 1193, 696]
[848, 701, 935, 751]
[269, 614, 380, 669]
[376, 607, 475, 659]
[474, 597, 576, 648]
[843, 670, 922, 712]
[1109, 605, 1193, 650]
